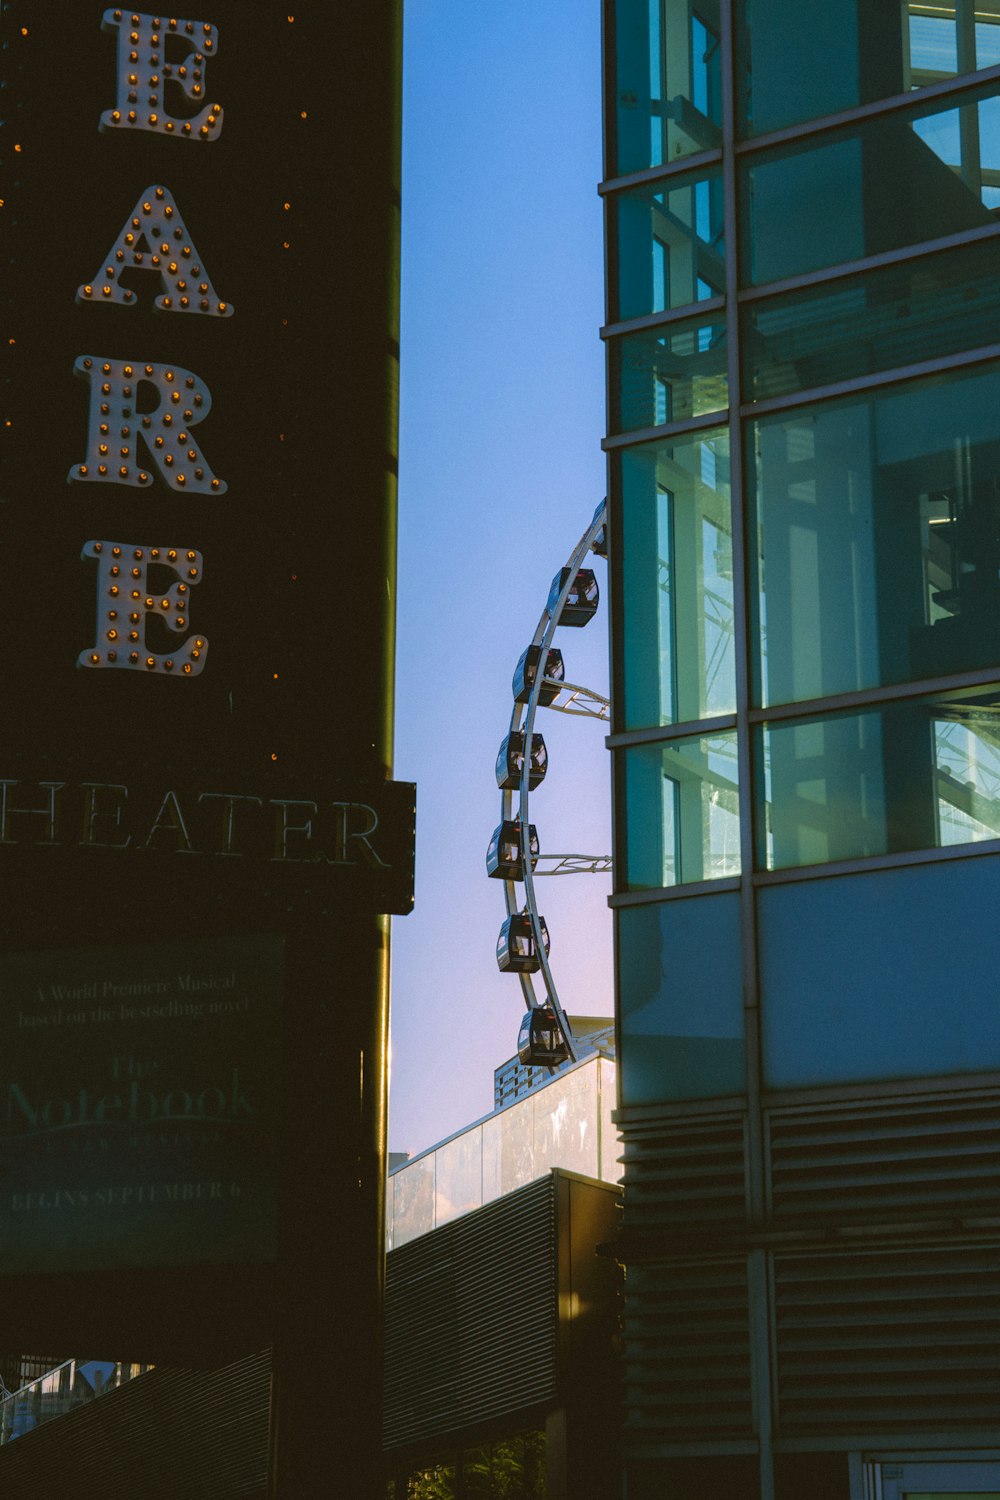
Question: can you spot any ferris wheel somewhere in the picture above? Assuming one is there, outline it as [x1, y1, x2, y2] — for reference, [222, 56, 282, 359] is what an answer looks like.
[486, 500, 611, 1069]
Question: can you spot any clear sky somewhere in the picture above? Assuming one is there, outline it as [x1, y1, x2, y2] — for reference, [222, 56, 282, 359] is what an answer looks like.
[388, 0, 612, 1156]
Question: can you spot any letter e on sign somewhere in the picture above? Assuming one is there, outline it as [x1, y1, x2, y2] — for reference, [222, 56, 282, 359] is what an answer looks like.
[99, 10, 223, 142]
[79, 541, 208, 677]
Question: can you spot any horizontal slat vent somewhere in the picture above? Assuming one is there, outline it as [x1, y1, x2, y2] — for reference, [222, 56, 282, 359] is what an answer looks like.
[0, 1350, 271, 1496]
[623, 1259, 754, 1442]
[383, 1175, 558, 1452]
[620, 1113, 747, 1233]
[774, 1245, 1000, 1436]
[769, 1094, 1000, 1223]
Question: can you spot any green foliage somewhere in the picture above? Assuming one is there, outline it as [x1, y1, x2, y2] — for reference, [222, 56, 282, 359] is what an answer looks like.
[394, 1429, 547, 1499]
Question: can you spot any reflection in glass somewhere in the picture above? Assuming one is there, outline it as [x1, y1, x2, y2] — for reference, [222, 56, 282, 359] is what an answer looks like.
[909, 2, 1000, 87]
[758, 690, 1000, 870]
[935, 705, 1000, 845]
[743, 82, 1000, 288]
[612, 0, 722, 176]
[391, 1153, 434, 1246]
[742, 237, 1000, 404]
[0, 1360, 154, 1448]
[614, 168, 724, 321]
[620, 428, 735, 729]
[434, 1129, 482, 1228]
[912, 91, 1000, 209]
[533, 1068, 598, 1178]
[387, 1058, 620, 1248]
[496, 1092, 535, 1196]
[600, 1059, 618, 1177]
[739, 0, 1000, 138]
[610, 314, 727, 432]
[750, 365, 1000, 708]
[622, 733, 740, 887]
[481, 1112, 503, 1207]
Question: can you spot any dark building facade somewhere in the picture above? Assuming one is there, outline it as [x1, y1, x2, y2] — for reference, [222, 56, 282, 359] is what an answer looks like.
[383, 1170, 622, 1500]
[602, 4, 1000, 1498]
[1, 4, 409, 1493]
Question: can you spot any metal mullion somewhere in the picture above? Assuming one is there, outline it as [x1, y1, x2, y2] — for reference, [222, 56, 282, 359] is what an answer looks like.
[610, 832, 1000, 903]
[722, 8, 774, 1499]
[601, 295, 726, 340]
[737, 220, 1000, 305]
[720, 0, 759, 1152]
[603, 408, 729, 452]
[598, 147, 723, 198]
[748, 666, 1000, 726]
[740, 342, 1000, 422]
[601, 0, 624, 1105]
[607, 713, 737, 749]
[753, 833, 1000, 888]
[733, 58, 1000, 159]
[601, 0, 614, 185]
[609, 875, 741, 908]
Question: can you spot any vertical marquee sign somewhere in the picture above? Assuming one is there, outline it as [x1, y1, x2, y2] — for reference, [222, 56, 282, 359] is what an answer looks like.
[2, 3, 407, 1490]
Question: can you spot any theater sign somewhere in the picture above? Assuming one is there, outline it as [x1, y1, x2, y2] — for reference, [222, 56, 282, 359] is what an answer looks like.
[1, 1, 409, 1334]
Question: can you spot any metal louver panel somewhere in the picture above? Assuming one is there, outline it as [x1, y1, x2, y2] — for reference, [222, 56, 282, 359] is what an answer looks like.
[623, 1259, 754, 1442]
[0, 1350, 271, 1497]
[768, 1093, 1000, 1224]
[774, 1245, 1000, 1437]
[617, 1114, 753, 1447]
[620, 1113, 747, 1234]
[383, 1174, 558, 1451]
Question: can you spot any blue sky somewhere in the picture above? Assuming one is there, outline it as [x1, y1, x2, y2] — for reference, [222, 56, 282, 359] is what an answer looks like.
[389, 1, 612, 1155]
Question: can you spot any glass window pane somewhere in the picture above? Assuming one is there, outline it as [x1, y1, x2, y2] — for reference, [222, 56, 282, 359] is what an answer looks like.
[598, 1058, 620, 1180]
[758, 689, 1000, 870]
[739, 0, 1000, 137]
[618, 894, 745, 1102]
[750, 365, 1000, 708]
[495, 1092, 536, 1195]
[481, 1113, 503, 1205]
[613, 167, 724, 320]
[758, 856, 1000, 1087]
[742, 82, 1000, 288]
[619, 428, 735, 728]
[433, 1128, 482, 1228]
[612, 0, 722, 177]
[610, 314, 727, 432]
[742, 238, 1000, 404]
[533, 1067, 599, 1178]
[621, 732, 740, 888]
[390, 1154, 435, 1248]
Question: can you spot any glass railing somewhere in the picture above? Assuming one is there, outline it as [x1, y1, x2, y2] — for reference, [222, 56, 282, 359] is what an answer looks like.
[0, 1359, 154, 1445]
[387, 1055, 620, 1250]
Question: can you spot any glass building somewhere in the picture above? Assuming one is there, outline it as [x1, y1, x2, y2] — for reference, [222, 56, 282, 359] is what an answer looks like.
[602, 4, 1000, 1498]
